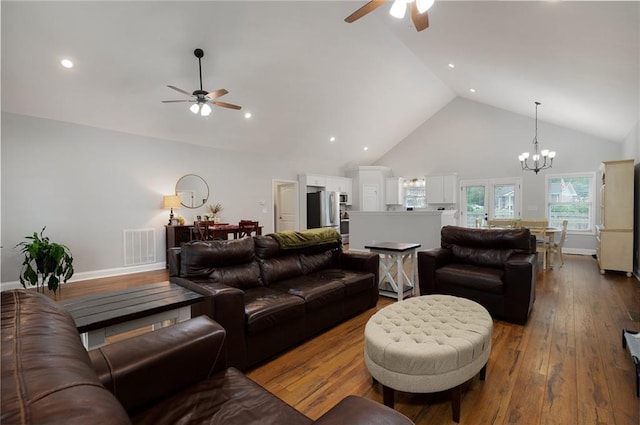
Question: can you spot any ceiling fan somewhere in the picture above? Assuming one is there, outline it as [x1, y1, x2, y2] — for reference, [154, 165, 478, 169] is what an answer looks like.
[162, 48, 241, 116]
[345, 0, 433, 32]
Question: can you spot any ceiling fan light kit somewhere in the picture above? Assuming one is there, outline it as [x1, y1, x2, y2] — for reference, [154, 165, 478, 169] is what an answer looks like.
[518, 101, 556, 174]
[345, 0, 432, 32]
[162, 48, 242, 116]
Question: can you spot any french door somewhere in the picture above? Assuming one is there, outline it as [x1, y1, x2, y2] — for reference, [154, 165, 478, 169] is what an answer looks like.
[459, 178, 522, 227]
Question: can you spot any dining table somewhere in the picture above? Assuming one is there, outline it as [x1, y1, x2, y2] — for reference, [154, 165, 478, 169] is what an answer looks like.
[527, 227, 561, 270]
[198, 223, 263, 240]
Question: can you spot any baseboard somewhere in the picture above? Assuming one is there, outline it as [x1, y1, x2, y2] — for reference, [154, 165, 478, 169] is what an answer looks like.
[563, 248, 596, 256]
[0, 262, 166, 292]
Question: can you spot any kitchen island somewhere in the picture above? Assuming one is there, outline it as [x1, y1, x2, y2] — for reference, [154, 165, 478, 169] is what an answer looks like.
[348, 211, 442, 252]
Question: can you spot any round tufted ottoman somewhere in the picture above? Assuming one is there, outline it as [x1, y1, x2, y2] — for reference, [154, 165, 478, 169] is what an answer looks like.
[364, 295, 493, 422]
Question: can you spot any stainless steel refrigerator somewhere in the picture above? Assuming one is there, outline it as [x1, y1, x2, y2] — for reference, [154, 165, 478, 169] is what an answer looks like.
[307, 191, 340, 231]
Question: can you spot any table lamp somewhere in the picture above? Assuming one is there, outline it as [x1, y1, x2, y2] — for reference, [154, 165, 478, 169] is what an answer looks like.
[163, 195, 181, 225]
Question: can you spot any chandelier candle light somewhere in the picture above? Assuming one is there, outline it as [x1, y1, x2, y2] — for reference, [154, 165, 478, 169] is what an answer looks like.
[518, 101, 556, 174]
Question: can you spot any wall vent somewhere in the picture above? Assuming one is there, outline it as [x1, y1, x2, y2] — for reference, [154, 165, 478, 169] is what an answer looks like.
[123, 229, 156, 266]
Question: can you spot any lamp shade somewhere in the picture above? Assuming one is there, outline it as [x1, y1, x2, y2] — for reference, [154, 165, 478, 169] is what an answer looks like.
[163, 195, 181, 209]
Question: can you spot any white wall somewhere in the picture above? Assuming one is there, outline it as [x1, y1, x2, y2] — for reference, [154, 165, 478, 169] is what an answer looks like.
[374, 97, 624, 252]
[1, 112, 342, 285]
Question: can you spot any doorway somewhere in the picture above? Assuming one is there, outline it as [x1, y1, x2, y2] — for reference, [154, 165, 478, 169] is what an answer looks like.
[273, 180, 299, 232]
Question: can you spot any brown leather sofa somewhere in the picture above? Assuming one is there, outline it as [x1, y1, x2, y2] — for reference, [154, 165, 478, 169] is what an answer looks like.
[169, 233, 379, 370]
[417, 225, 537, 325]
[1, 289, 413, 425]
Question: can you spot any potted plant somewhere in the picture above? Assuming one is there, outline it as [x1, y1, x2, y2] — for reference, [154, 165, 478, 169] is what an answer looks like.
[15, 227, 74, 294]
[207, 203, 223, 223]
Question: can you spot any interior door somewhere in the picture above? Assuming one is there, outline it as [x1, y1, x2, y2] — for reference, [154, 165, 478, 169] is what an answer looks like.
[362, 184, 379, 211]
[275, 182, 298, 232]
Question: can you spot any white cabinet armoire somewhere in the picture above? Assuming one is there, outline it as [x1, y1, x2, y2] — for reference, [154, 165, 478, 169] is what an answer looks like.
[596, 159, 634, 277]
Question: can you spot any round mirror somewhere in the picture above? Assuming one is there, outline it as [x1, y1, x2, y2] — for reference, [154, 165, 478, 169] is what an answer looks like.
[175, 174, 209, 209]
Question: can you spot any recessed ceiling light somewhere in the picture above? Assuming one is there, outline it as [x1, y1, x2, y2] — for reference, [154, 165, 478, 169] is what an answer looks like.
[60, 59, 73, 69]
[329, 136, 336, 142]
[363, 146, 369, 151]
[244, 112, 252, 119]
[469, 88, 476, 93]
[448, 63, 455, 68]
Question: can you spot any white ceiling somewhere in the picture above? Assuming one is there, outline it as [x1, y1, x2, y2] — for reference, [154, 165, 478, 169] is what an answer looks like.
[2, 1, 638, 170]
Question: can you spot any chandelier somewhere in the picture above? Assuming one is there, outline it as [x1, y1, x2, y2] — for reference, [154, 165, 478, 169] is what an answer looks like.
[518, 102, 556, 174]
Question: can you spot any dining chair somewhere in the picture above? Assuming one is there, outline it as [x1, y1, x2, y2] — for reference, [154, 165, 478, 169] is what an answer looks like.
[487, 218, 518, 228]
[237, 220, 259, 238]
[550, 220, 568, 268]
[193, 220, 215, 240]
[519, 219, 550, 270]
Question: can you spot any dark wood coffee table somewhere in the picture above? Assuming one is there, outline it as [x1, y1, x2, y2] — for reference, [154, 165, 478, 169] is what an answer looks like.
[59, 281, 205, 349]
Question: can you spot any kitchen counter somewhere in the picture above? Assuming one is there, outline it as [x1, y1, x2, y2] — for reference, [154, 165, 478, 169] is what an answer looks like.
[348, 211, 442, 252]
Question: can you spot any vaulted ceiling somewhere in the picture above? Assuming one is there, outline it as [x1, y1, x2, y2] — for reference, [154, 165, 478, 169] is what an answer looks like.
[2, 1, 638, 170]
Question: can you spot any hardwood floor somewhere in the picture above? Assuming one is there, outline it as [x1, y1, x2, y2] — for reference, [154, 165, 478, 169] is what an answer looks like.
[49, 255, 639, 424]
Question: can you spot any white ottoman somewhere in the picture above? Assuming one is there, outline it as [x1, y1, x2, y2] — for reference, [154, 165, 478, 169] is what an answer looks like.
[364, 295, 493, 422]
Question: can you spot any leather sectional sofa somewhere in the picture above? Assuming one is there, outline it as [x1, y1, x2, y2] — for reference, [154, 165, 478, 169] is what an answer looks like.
[418, 225, 538, 325]
[1, 289, 412, 425]
[169, 231, 379, 370]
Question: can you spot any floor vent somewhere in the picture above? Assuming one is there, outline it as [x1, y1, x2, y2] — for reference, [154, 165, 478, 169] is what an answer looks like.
[123, 229, 156, 266]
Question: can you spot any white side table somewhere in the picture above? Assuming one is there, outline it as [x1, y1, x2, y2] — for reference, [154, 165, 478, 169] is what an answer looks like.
[364, 242, 421, 301]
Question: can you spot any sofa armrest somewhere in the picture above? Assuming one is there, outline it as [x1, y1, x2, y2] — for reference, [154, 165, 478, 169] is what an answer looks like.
[171, 277, 248, 369]
[313, 396, 414, 425]
[89, 316, 225, 414]
[338, 251, 380, 282]
[504, 253, 537, 324]
[417, 248, 453, 295]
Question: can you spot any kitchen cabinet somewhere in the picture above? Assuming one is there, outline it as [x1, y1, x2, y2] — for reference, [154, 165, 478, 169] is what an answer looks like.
[347, 166, 392, 211]
[306, 174, 327, 187]
[597, 159, 634, 277]
[385, 177, 404, 205]
[426, 174, 457, 204]
[329, 177, 352, 204]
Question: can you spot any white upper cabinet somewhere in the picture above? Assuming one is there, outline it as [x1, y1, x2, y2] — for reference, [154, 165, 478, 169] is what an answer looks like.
[306, 174, 328, 187]
[426, 174, 457, 204]
[385, 177, 404, 205]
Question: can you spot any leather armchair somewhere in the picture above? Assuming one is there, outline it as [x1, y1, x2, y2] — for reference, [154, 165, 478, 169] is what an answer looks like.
[418, 225, 537, 325]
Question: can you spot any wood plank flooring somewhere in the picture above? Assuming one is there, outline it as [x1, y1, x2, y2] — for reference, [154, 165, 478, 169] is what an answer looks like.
[47, 255, 639, 424]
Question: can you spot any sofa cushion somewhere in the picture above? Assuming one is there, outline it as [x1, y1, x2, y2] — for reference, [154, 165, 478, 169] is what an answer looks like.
[436, 264, 505, 294]
[130, 367, 312, 425]
[310, 268, 375, 297]
[441, 225, 532, 253]
[258, 255, 304, 286]
[208, 261, 263, 290]
[180, 238, 262, 289]
[271, 276, 344, 312]
[244, 287, 306, 334]
[450, 246, 515, 268]
[300, 250, 334, 274]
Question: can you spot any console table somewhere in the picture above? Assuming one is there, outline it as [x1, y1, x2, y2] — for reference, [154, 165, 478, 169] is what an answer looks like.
[364, 242, 421, 301]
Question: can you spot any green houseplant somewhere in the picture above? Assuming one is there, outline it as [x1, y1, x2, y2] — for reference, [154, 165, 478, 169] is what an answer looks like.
[16, 227, 74, 293]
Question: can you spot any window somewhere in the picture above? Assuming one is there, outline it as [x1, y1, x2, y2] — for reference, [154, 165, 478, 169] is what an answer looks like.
[545, 172, 596, 233]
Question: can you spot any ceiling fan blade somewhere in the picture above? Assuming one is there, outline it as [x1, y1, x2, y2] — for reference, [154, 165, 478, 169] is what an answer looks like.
[213, 101, 242, 110]
[410, 2, 429, 31]
[344, 0, 387, 23]
[205, 89, 229, 99]
[167, 85, 194, 96]
[161, 100, 193, 103]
